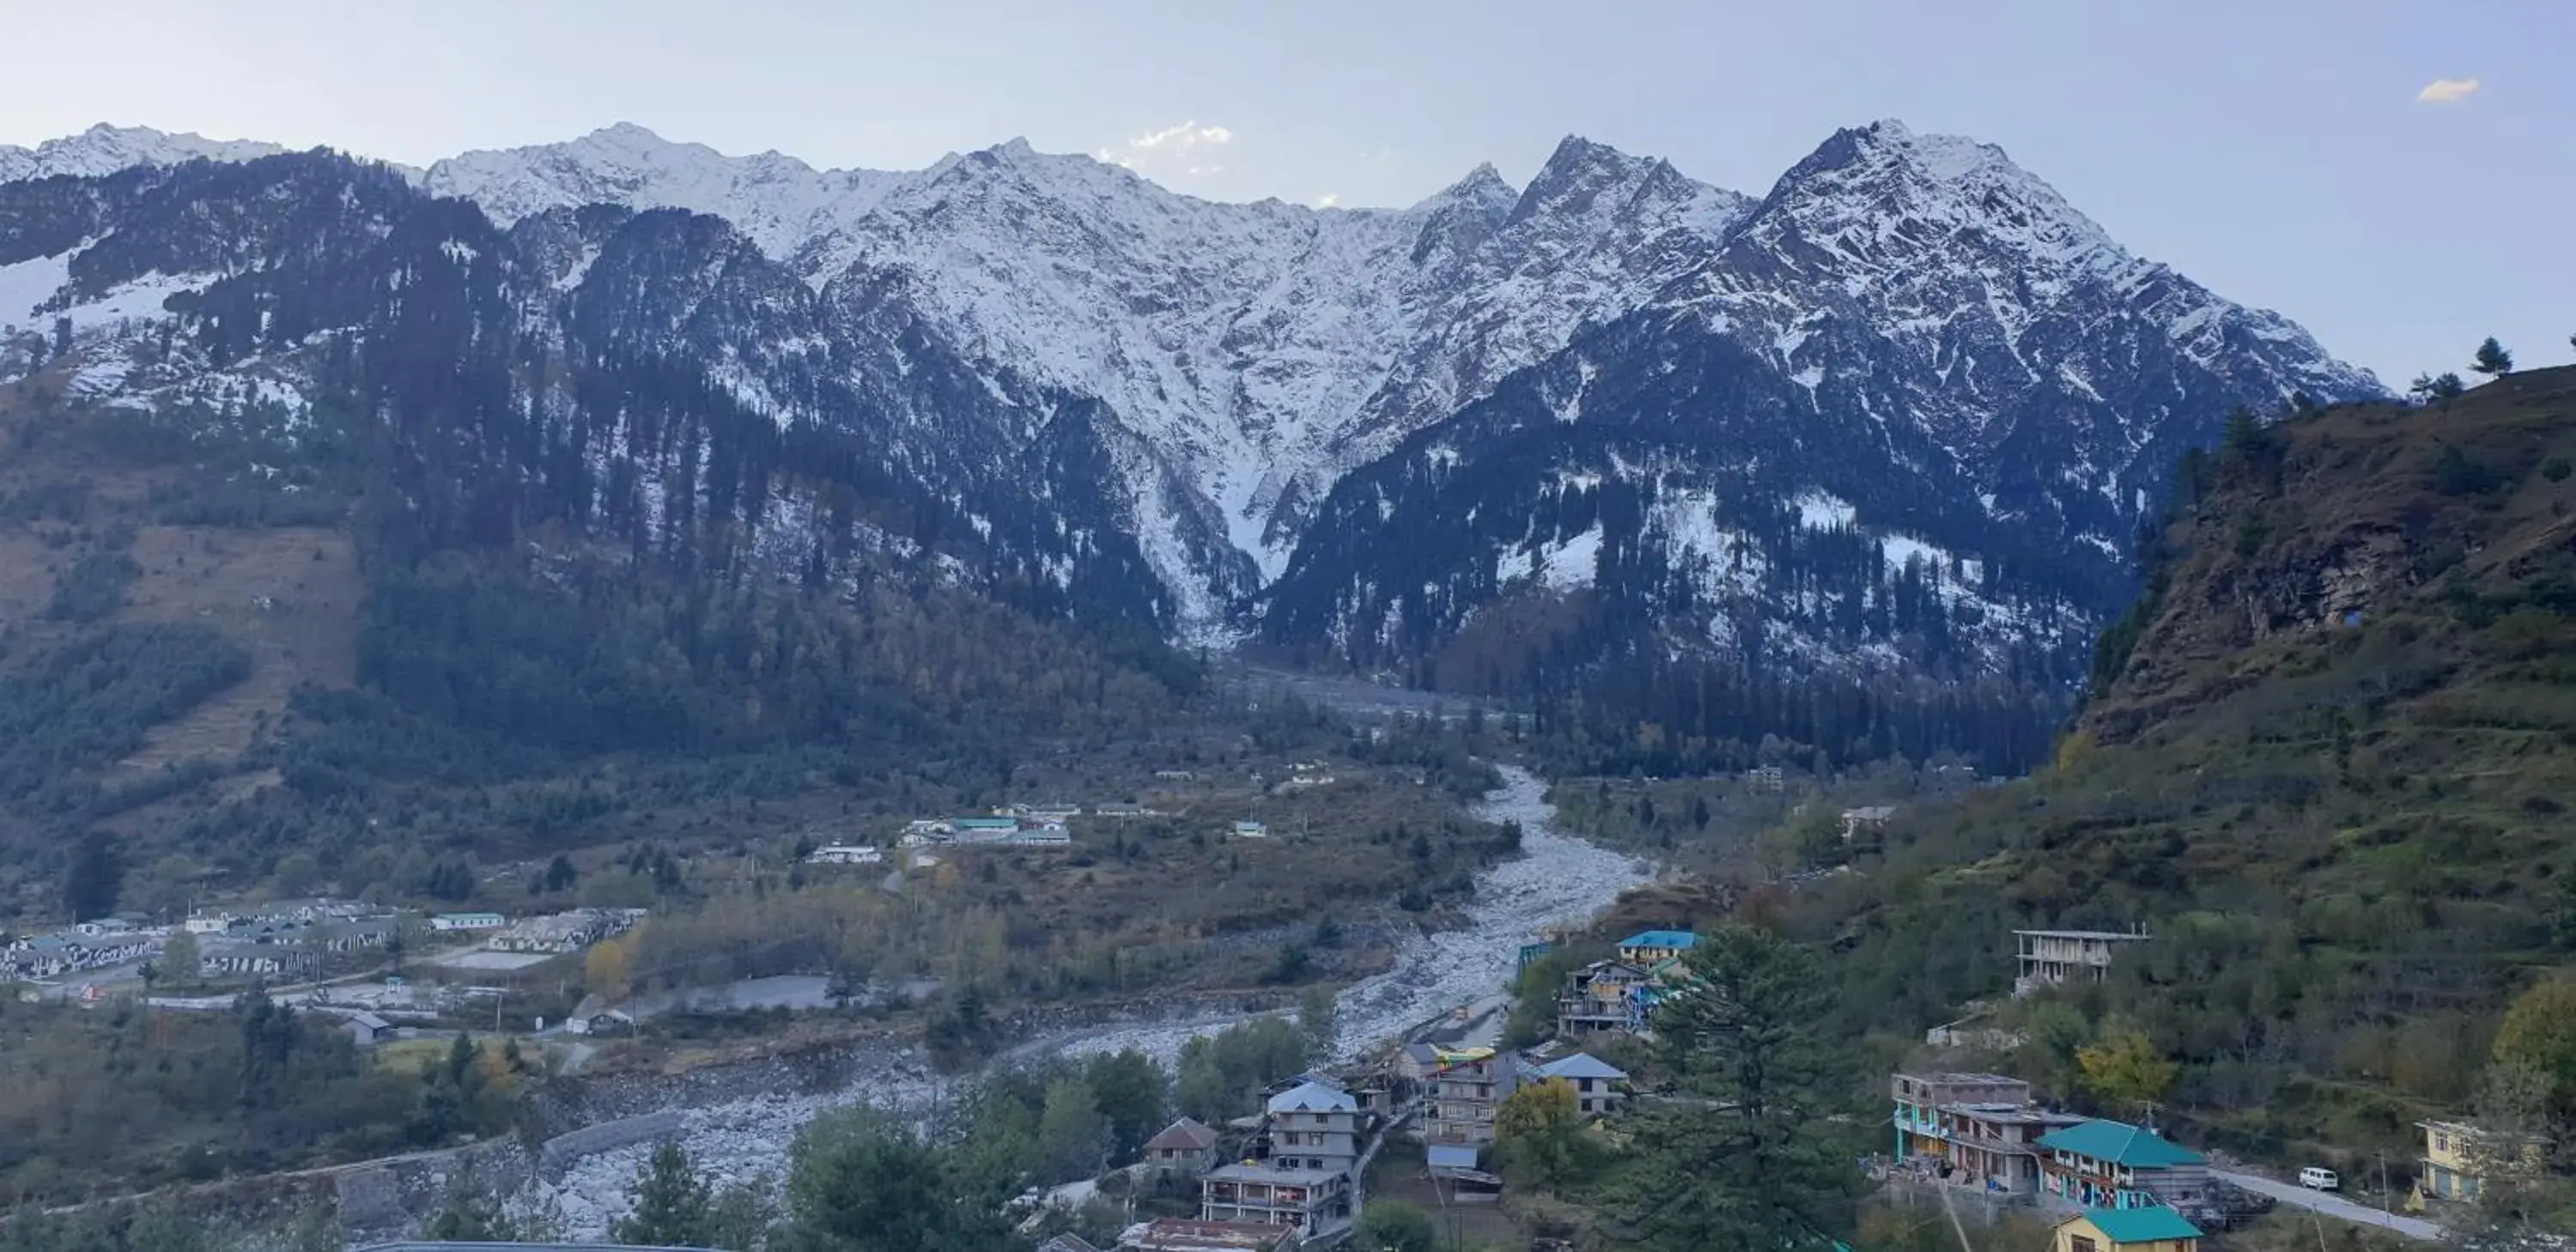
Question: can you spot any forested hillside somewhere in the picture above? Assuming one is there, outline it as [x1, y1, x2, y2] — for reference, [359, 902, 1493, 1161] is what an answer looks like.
[1789, 365, 2576, 1172]
[0, 343, 1212, 924]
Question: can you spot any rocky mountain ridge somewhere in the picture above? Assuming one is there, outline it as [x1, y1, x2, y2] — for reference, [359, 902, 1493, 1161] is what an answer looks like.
[0, 120, 2381, 698]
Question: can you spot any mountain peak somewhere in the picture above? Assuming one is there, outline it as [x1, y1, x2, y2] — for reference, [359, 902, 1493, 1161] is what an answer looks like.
[1747, 117, 2123, 279]
[0, 123, 286, 184]
[1416, 161, 1516, 214]
[1507, 134, 1661, 227]
[586, 121, 670, 144]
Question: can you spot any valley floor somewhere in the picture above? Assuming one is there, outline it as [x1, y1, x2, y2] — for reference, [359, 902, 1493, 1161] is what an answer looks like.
[535, 763, 1648, 1238]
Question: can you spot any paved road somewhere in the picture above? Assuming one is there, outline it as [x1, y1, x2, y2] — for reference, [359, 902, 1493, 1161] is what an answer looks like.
[2215, 1169, 2445, 1241]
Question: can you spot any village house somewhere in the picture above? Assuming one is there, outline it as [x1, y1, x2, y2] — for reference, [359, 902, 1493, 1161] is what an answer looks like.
[1890, 1072, 2085, 1194]
[1145, 1117, 1223, 1176]
[339, 1011, 395, 1048]
[1199, 1162, 1352, 1239]
[1534, 1053, 1628, 1116]
[2051, 1208, 2202, 1252]
[430, 912, 506, 933]
[2418, 1118, 2548, 1206]
[1014, 803, 1083, 823]
[1230, 821, 1268, 839]
[1615, 929, 1697, 965]
[1425, 1047, 1519, 1148]
[1118, 1218, 1294, 1252]
[2038, 1120, 2210, 1211]
[1262, 1079, 1360, 1176]
[1153, 769, 1197, 781]
[1094, 803, 1156, 819]
[1746, 764, 1787, 793]
[2013, 928, 2151, 995]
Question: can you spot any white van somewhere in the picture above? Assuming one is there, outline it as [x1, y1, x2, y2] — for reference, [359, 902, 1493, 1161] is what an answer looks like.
[2299, 1166, 2340, 1191]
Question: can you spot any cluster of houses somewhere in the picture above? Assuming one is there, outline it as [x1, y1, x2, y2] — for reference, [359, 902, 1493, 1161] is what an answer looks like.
[1553, 929, 1703, 1037]
[1, 917, 161, 982]
[484, 907, 644, 955]
[1891, 1070, 2218, 1250]
[3, 897, 644, 992]
[1890, 1068, 2547, 1249]
[900, 806, 1081, 848]
[3, 898, 410, 984]
[1103, 1037, 1628, 1252]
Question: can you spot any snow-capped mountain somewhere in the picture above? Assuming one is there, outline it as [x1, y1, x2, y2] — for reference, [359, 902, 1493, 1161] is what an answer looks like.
[409, 125, 1767, 607]
[1260, 121, 2380, 682]
[0, 123, 288, 184]
[0, 119, 2381, 690]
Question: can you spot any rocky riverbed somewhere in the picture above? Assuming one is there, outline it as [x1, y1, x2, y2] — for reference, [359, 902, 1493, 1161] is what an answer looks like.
[539, 763, 1647, 1237]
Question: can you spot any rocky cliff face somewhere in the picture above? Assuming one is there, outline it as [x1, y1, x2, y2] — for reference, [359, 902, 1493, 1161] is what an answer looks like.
[2081, 368, 2576, 744]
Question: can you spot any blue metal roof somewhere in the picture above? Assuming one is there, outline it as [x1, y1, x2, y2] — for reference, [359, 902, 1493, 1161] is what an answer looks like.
[1618, 929, 1698, 951]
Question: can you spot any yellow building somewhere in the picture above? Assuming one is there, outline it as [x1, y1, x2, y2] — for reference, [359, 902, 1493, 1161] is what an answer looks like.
[1613, 930, 1697, 966]
[2052, 1208, 2202, 1252]
[2419, 1119, 2546, 1204]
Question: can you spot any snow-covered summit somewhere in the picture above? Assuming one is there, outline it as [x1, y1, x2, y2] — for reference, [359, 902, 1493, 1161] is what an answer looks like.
[420, 123, 911, 263]
[0, 124, 287, 184]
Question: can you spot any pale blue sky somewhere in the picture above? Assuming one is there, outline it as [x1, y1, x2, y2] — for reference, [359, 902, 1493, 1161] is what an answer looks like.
[5, 0, 2567, 385]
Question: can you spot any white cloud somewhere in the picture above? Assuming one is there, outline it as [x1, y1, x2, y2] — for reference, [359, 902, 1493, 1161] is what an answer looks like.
[1101, 119, 1235, 177]
[1315, 192, 1340, 209]
[2416, 77, 2481, 104]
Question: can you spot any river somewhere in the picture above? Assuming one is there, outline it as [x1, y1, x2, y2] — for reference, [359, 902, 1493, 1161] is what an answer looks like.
[542, 763, 1646, 1236]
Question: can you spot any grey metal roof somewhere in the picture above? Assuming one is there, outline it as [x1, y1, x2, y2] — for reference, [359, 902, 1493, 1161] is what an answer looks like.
[1537, 1053, 1628, 1081]
[1265, 1079, 1356, 1114]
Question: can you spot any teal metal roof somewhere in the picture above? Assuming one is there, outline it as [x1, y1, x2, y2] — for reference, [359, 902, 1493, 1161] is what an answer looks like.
[1618, 929, 1698, 950]
[2037, 1120, 2204, 1168]
[2076, 1206, 2204, 1243]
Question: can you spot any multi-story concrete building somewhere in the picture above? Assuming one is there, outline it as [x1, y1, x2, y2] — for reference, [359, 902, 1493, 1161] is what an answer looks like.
[1890, 1072, 2085, 1194]
[1534, 1053, 1628, 1116]
[1555, 960, 1654, 1036]
[1262, 1079, 1359, 1176]
[1199, 1163, 1351, 1239]
[1424, 1047, 1519, 1147]
[2038, 1120, 2210, 1211]
[2013, 928, 2151, 995]
[2418, 1118, 2547, 1206]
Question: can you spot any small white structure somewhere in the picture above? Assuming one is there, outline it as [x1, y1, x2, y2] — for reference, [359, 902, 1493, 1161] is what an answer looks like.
[807, 844, 885, 866]
[1841, 805, 1899, 842]
[341, 1011, 394, 1048]
[430, 912, 506, 933]
[1230, 822, 1268, 839]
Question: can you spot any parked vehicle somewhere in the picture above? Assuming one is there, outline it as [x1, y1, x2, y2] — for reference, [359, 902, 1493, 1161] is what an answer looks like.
[2299, 1166, 2340, 1191]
